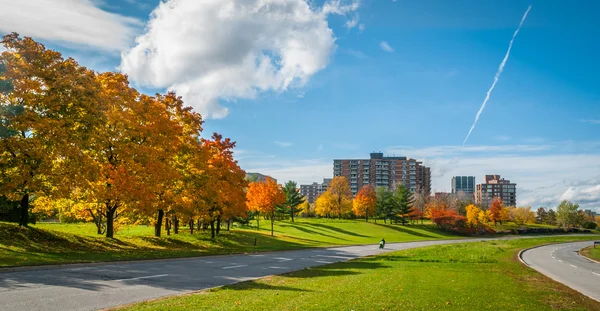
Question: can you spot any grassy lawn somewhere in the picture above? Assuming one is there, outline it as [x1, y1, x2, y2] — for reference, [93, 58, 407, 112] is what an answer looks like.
[580, 245, 600, 261]
[0, 219, 458, 267]
[119, 236, 600, 311]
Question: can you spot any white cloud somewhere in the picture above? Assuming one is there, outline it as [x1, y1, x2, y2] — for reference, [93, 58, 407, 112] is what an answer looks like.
[380, 41, 394, 52]
[386, 144, 555, 158]
[274, 141, 293, 147]
[120, 0, 360, 119]
[0, 0, 141, 51]
[581, 119, 600, 124]
[358, 24, 365, 32]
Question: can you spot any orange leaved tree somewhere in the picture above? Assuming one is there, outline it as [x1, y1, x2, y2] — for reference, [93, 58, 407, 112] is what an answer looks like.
[352, 185, 376, 222]
[246, 177, 285, 236]
[488, 198, 504, 225]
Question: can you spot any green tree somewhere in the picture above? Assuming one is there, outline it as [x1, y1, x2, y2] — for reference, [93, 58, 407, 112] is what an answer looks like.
[375, 186, 394, 224]
[556, 200, 580, 229]
[536, 207, 548, 224]
[546, 209, 557, 225]
[282, 181, 305, 222]
[393, 185, 414, 225]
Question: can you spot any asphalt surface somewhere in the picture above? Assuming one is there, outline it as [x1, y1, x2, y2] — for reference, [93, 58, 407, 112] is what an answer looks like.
[0, 235, 596, 311]
[520, 241, 600, 302]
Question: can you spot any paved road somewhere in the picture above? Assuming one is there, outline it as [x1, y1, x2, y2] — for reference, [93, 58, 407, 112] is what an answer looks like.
[521, 241, 600, 302]
[0, 235, 595, 311]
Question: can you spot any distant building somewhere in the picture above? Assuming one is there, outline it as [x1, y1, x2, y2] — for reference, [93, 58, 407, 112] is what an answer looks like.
[333, 152, 431, 196]
[246, 172, 276, 183]
[584, 210, 598, 217]
[300, 178, 332, 203]
[475, 175, 516, 208]
[452, 176, 475, 201]
[434, 192, 451, 200]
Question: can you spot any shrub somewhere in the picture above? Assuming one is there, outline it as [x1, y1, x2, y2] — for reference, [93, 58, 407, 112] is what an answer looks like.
[582, 221, 598, 229]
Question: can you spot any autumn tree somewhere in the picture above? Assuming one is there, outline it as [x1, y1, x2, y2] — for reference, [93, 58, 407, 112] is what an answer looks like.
[326, 176, 352, 219]
[282, 181, 305, 222]
[202, 134, 248, 238]
[246, 177, 285, 236]
[298, 199, 312, 217]
[488, 198, 504, 225]
[0, 34, 102, 226]
[352, 185, 376, 222]
[509, 206, 535, 226]
[315, 192, 333, 217]
[425, 199, 465, 231]
[465, 204, 481, 228]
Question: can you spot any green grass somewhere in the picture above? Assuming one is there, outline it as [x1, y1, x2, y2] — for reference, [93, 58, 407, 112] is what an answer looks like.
[0, 219, 458, 267]
[580, 245, 600, 261]
[118, 236, 600, 311]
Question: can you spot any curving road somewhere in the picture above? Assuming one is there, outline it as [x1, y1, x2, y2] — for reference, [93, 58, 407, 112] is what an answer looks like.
[520, 241, 600, 302]
[0, 235, 596, 311]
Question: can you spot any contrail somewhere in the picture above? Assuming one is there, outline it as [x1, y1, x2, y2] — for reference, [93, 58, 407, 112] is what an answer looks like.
[463, 5, 532, 146]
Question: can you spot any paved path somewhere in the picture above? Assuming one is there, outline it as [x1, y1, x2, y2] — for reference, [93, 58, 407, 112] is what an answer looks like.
[521, 241, 600, 302]
[0, 235, 595, 311]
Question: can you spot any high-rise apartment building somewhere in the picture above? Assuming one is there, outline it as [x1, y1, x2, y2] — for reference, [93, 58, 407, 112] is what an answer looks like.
[300, 178, 332, 203]
[475, 174, 517, 208]
[333, 153, 431, 196]
[452, 176, 475, 201]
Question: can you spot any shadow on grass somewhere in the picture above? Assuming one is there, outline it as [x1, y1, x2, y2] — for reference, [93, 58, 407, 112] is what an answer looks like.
[303, 223, 369, 238]
[373, 223, 438, 238]
[278, 223, 349, 241]
[221, 281, 313, 292]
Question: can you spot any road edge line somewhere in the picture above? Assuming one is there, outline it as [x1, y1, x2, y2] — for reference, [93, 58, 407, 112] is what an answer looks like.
[519, 241, 600, 303]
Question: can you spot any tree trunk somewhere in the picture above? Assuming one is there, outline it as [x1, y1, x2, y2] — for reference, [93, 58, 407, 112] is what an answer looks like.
[155, 209, 164, 237]
[227, 218, 231, 231]
[210, 220, 215, 239]
[173, 215, 179, 234]
[271, 210, 275, 236]
[96, 214, 103, 235]
[189, 219, 194, 234]
[291, 207, 294, 222]
[216, 217, 221, 235]
[19, 193, 29, 227]
[166, 218, 171, 235]
[197, 219, 201, 231]
[384, 218, 387, 224]
[106, 206, 116, 238]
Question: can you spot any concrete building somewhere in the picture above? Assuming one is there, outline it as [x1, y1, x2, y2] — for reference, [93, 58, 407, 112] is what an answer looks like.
[452, 176, 476, 201]
[475, 175, 517, 208]
[300, 178, 332, 203]
[333, 152, 431, 196]
[246, 172, 276, 183]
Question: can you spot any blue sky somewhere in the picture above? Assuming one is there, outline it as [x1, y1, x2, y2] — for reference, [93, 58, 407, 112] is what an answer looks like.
[1, 0, 599, 210]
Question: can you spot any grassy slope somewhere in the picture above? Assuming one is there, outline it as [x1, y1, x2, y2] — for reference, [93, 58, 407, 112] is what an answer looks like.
[120, 236, 600, 311]
[580, 245, 600, 261]
[0, 219, 457, 267]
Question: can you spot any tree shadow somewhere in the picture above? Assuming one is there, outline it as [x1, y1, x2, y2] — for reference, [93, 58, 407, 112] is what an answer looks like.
[220, 280, 313, 292]
[303, 223, 369, 238]
[373, 223, 437, 238]
[278, 223, 349, 241]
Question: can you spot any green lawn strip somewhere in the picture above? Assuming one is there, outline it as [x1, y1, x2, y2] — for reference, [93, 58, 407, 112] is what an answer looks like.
[579, 245, 600, 261]
[0, 219, 459, 267]
[118, 236, 600, 311]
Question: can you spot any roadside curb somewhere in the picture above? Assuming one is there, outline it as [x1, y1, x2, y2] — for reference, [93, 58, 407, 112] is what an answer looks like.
[577, 246, 600, 264]
[519, 241, 600, 303]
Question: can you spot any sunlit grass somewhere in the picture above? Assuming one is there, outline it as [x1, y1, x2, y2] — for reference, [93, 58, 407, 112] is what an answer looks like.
[119, 236, 600, 311]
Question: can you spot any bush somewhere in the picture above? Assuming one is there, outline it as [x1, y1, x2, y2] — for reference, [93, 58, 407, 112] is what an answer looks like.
[582, 221, 598, 229]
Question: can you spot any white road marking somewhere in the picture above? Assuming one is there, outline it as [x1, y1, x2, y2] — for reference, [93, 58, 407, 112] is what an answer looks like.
[592, 272, 600, 277]
[275, 257, 293, 262]
[570, 265, 577, 268]
[268, 266, 288, 269]
[314, 260, 333, 264]
[222, 265, 247, 270]
[558, 260, 563, 263]
[315, 255, 355, 260]
[113, 274, 168, 282]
